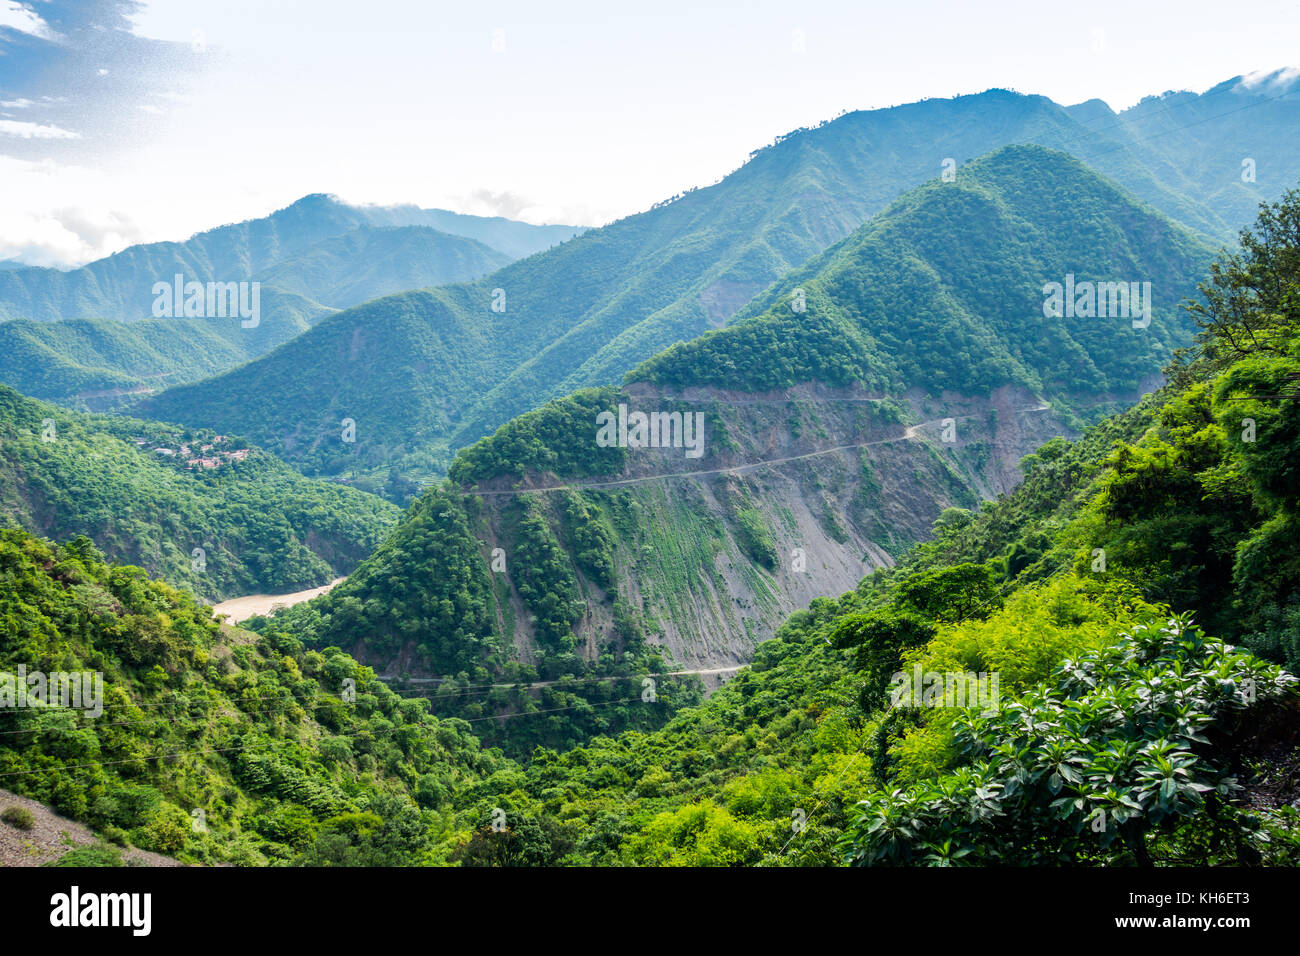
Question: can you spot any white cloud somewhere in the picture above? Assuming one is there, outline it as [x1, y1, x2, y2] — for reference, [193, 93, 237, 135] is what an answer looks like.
[0, 119, 80, 139]
[448, 188, 611, 227]
[1241, 66, 1300, 90]
[0, 155, 148, 267]
[0, 98, 34, 109]
[464, 189, 534, 221]
[0, 1, 56, 40]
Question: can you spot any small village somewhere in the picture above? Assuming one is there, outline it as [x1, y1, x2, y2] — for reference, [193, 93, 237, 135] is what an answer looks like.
[131, 434, 251, 470]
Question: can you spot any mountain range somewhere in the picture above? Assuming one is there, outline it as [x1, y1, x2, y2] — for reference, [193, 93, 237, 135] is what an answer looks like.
[263, 145, 1215, 685]
[133, 74, 1300, 483]
[0, 196, 580, 408]
[2, 68, 1300, 870]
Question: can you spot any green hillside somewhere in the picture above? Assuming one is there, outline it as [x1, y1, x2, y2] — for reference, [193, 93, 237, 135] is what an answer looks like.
[2, 188, 1299, 867]
[0, 290, 330, 411]
[134, 81, 1300, 482]
[0, 386, 399, 601]
[632, 145, 1212, 396]
[0, 223, 519, 410]
[243, 146, 1218, 743]
[0, 528, 517, 865]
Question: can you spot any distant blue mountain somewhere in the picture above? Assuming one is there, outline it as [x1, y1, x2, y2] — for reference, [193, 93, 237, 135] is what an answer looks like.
[0, 197, 583, 407]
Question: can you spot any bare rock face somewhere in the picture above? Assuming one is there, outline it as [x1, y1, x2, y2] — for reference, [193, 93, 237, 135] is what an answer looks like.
[463, 382, 1085, 673]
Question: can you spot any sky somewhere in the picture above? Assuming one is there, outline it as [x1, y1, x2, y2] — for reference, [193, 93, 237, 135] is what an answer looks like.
[1, 0, 1298, 268]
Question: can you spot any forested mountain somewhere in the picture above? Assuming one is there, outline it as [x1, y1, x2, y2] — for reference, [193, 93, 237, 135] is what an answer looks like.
[255, 146, 1215, 704]
[229, 185, 1300, 864]
[0, 193, 575, 323]
[632, 145, 1211, 396]
[2, 187, 1297, 867]
[135, 75, 1300, 483]
[0, 198, 576, 409]
[1063, 68, 1300, 238]
[0, 386, 399, 601]
[0, 290, 329, 411]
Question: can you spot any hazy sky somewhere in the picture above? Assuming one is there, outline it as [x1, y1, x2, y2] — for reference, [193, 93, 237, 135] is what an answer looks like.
[2, 0, 1298, 266]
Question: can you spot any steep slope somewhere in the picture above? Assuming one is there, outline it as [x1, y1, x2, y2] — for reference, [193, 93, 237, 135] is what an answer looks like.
[136, 80, 1300, 481]
[266, 147, 1215, 686]
[633, 145, 1210, 395]
[0, 385, 399, 601]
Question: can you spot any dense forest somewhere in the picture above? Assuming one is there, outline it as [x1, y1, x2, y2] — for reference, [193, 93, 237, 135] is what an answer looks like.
[631, 146, 1211, 398]
[0, 387, 399, 601]
[0, 528, 517, 865]
[3, 187, 1296, 866]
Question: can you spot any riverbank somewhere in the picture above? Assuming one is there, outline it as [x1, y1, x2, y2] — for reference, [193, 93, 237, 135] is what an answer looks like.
[212, 577, 345, 623]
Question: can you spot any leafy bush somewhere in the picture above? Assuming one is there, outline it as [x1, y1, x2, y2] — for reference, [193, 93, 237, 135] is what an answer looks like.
[1, 805, 35, 830]
[841, 616, 1298, 865]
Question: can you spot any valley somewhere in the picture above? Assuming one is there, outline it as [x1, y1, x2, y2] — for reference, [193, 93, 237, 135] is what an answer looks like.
[1, 47, 1299, 880]
[259, 144, 1211, 688]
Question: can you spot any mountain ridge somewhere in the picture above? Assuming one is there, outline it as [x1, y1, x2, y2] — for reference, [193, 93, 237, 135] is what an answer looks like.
[260, 145, 1215, 684]
[135, 79, 1298, 481]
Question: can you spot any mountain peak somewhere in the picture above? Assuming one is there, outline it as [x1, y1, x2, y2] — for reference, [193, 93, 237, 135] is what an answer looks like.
[281, 192, 346, 210]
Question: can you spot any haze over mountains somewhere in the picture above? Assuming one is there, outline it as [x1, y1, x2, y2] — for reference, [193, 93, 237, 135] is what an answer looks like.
[132, 73, 1300, 482]
[0, 196, 581, 408]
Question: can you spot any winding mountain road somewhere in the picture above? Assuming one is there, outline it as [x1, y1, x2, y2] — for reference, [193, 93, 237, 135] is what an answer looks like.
[469, 399, 1054, 496]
